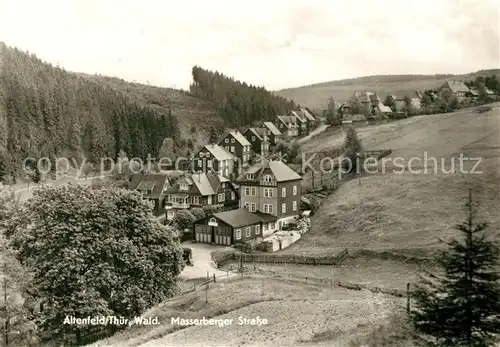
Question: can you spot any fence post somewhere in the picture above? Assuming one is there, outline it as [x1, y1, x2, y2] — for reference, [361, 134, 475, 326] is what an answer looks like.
[406, 283, 411, 313]
[205, 281, 208, 303]
[207, 272, 209, 289]
[213, 273, 216, 283]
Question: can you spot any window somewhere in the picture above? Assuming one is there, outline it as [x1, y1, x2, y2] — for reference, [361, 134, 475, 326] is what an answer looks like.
[244, 202, 250, 210]
[251, 203, 256, 212]
[264, 188, 273, 198]
[199, 152, 204, 158]
[252, 136, 255, 141]
[225, 138, 229, 143]
[222, 182, 226, 188]
[230, 146, 235, 152]
[231, 138, 235, 143]
[264, 175, 272, 183]
[246, 174, 254, 180]
[236, 229, 241, 240]
[218, 193, 225, 202]
[231, 191, 235, 200]
[264, 204, 273, 214]
[255, 225, 260, 235]
[207, 160, 212, 168]
[282, 203, 286, 213]
[282, 187, 286, 197]
[263, 224, 267, 231]
[197, 160, 202, 166]
[245, 187, 250, 196]
[293, 201, 297, 211]
[251, 187, 256, 196]
[225, 146, 229, 151]
[245, 227, 251, 237]
[192, 196, 200, 205]
[180, 183, 188, 191]
[293, 185, 297, 196]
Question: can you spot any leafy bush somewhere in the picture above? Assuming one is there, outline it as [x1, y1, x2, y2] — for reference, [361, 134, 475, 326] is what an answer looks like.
[173, 209, 197, 230]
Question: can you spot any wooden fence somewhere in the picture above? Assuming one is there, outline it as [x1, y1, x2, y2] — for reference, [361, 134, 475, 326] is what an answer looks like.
[212, 249, 349, 268]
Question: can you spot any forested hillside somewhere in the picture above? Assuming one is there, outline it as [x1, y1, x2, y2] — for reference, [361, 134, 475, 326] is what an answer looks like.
[190, 66, 296, 126]
[0, 43, 223, 181]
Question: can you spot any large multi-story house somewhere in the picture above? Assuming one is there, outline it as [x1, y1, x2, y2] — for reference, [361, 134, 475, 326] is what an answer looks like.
[218, 130, 252, 172]
[236, 160, 302, 235]
[164, 172, 239, 220]
[262, 121, 283, 146]
[290, 110, 308, 136]
[291, 107, 316, 135]
[191, 144, 235, 178]
[275, 115, 299, 137]
[129, 173, 171, 216]
[349, 91, 382, 114]
[243, 127, 270, 158]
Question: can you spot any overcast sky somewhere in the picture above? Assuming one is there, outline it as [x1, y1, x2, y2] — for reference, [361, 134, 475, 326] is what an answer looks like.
[0, 0, 498, 90]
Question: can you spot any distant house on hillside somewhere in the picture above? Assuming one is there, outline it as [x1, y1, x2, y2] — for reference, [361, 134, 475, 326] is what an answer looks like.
[262, 122, 283, 146]
[275, 115, 299, 137]
[289, 110, 308, 136]
[218, 130, 252, 172]
[439, 80, 470, 102]
[349, 91, 382, 114]
[191, 144, 235, 178]
[129, 173, 171, 216]
[243, 127, 270, 158]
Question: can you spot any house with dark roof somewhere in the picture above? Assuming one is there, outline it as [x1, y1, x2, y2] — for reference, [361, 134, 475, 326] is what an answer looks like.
[193, 208, 277, 245]
[290, 110, 308, 136]
[275, 115, 299, 137]
[262, 122, 283, 146]
[236, 160, 302, 235]
[129, 173, 172, 216]
[218, 130, 252, 171]
[292, 107, 316, 135]
[164, 172, 239, 220]
[243, 127, 270, 158]
[439, 80, 470, 102]
[191, 144, 235, 178]
[349, 91, 382, 114]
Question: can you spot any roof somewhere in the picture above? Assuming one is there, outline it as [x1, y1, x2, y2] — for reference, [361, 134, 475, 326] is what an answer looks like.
[253, 211, 278, 222]
[444, 80, 470, 94]
[300, 107, 316, 121]
[291, 110, 306, 123]
[237, 160, 302, 183]
[226, 130, 251, 147]
[129, 173, 170, 199]
[263, 122, 282, 136]
[165, 172, 230, 196]
[277, 115, 297, 126]
[254, 127, 268, 139]
[245, 127, 263, 141]
[203, 144, 234, 161]
[378, 103, 393, 113]
[212, 209, 268, 228]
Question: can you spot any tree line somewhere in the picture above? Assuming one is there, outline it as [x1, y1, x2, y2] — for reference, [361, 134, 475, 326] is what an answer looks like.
[189, 66, 296, 127]
[0, 43, 178, 182]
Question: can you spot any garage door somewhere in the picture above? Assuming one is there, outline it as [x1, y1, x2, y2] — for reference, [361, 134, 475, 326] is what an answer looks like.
[196, 225, 210, 243]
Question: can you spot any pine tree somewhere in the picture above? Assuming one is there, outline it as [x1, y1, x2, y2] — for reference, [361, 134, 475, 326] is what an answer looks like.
[208, 126, 217, 144]
[411, 190, 500, 347]
[342, 127, 363, 174]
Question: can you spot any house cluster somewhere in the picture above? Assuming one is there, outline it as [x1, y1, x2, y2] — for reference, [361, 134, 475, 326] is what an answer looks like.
[128, 107, 314, 247]
[337, 79, 497, 119]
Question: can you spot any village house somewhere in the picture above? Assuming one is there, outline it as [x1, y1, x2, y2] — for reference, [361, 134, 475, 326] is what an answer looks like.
[275, 115, 299, 137]
[218, 130, 252, 171]
[349, 91, 382, 114]
[290, 107, 316, 136]
[164, 172, 239, 220]
[236, 160, 302, 234]
[261, 121, 283, 146]
[438, 80, 470, 102]
[389, 91, 422, 112]
[191, 144, 235, 178]
[243, 127, 270, 158]
[193, 208, 277, 245]
[129, 173, 171, 216]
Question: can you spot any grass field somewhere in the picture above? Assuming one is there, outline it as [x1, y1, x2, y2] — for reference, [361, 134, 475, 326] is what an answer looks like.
[89, 275, 404, 347]
[289, 103, 500, 256]
[276, 70, 500, 109]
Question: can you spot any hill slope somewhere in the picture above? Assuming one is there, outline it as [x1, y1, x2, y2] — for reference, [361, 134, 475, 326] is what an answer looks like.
[276, 69, 500, 109]
[0, 43, 224, 180]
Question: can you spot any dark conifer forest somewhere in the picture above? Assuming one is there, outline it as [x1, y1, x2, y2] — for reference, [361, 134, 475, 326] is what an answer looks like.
[189, 66, 296, 126]
[0, 43, 177, 179]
